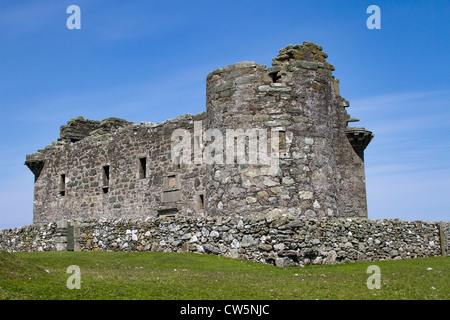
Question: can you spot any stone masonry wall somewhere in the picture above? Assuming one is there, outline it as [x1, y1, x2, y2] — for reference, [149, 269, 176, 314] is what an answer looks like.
[25, 42, 374, 224]
[28, 113, 208, 224]
[204, 42, 372, 219]
[1, 217, 447, 267]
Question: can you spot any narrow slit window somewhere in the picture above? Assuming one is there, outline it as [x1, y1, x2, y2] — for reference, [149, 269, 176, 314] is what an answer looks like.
[102, 165, 109, 193]
[138, 157, 147, 179]
[279, 130, 286, 154]
[59, 174, 66, 196]
[198, 194, 205, 210]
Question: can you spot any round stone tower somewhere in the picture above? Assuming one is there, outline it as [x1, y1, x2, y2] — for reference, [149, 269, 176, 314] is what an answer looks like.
[205, 42, 373, 218]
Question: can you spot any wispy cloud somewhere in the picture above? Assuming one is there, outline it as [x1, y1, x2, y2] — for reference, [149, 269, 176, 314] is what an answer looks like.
[366, 166, 450, 221]
[0, 170, 34, 229]
[93, 12, 188, 42]
[0, 1, 60, 37]
[353, 89, 450, 221]
[9, 64, 209, 124]
[350, 89, 450, 112]
[372, 113, 450, 135]
[347, 89, 450, 141]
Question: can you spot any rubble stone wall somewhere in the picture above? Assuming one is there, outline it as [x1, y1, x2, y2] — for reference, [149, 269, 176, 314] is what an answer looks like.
[1, 216, 446, 267]
[28, 113, 208, 224]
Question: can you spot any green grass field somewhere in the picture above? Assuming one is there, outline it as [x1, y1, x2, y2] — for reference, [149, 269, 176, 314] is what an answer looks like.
[0, 250, 448, 300]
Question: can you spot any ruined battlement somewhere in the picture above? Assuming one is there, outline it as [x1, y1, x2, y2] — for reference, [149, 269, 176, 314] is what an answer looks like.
[26, 42, 373, 225]
[58, 116, 134, 144]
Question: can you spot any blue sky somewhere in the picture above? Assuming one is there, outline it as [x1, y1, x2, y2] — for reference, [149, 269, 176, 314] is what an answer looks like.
[0, 0, 449, 229]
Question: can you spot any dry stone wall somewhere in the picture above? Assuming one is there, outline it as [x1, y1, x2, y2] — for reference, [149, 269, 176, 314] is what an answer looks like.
[1, 216, 446, 267]
[0, 221, 68, 252]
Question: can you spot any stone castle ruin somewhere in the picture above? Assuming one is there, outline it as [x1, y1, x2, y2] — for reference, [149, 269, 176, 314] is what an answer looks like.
[3, 42, 447, 265]
[24, 42, 374, 224]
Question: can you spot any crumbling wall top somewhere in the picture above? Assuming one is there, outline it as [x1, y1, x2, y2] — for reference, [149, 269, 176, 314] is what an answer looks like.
[272, 42, 335, 71]
[58, 116, 133, 143]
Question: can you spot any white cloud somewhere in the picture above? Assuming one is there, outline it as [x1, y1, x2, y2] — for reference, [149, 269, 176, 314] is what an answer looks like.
[366, 167, 450, 222]
[0, 171, 34, 229]
[10, 64, 209, 124]
[351, 89, 450, 222]
[350, 89, 449, 112]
